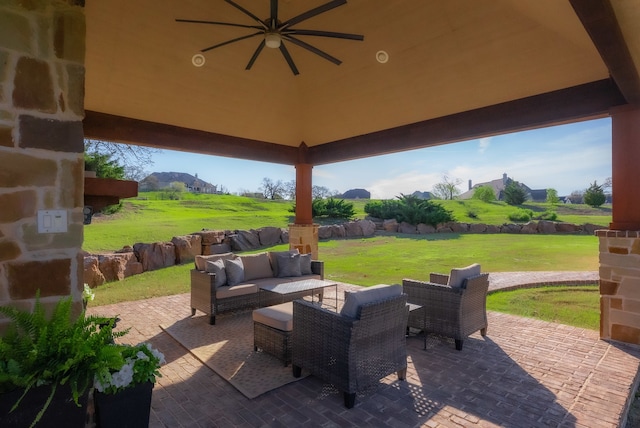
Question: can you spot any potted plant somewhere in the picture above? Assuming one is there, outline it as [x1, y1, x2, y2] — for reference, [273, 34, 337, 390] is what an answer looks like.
[93, 342, 165, 428]
[0, 293, 126, 428]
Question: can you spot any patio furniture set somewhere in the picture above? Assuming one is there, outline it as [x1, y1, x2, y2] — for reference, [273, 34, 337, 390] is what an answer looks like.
[190, 253, 490, 408]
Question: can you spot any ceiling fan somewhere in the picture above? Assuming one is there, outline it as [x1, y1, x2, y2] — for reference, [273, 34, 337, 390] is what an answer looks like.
[176, 0, 364, 75]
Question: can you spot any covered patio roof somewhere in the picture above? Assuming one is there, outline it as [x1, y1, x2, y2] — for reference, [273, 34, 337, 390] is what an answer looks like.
[83, 0, 640, 166]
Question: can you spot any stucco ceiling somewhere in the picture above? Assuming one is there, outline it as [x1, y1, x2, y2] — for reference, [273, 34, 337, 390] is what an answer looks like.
[83, 0, 639, 165]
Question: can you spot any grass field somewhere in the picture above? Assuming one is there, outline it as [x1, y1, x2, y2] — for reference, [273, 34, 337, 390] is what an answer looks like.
[83, 193, 611, 253]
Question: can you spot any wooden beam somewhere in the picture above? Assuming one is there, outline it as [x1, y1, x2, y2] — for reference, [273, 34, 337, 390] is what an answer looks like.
[570, 0, 640, 106]
[308, 79, 627, 165]
[83, 111, 300, 165]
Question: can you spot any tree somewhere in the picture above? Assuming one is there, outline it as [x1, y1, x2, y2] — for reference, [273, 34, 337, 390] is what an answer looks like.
[259, 177, 285, 200]
[431, 175, 463, 200]
[584, 181, 606, 207]
[503, 181, 527, 206]
[84, 139, 159, 176]
[283, 180, 296, 200]
[568, 190, 584, 204]
[84, 152, 125, 179]
[472, 185, 496, 202]
[312, 185, 331, 199]
[139, 175, 159, 191]
[546, 188, 559, 205]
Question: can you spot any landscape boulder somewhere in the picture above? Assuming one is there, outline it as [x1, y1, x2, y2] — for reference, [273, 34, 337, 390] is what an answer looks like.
[398, 222, 417, 234]
[197, 230, 226, 246]
[258, 226, 282, 247]
[521, 221, 539, 234]
[358, 219, 376, 236]
[83, 255, 105, 287]
[171, 234, 202, 264]
[538, 221, 557, 234]
[469, 223, 487, 233]
[417, 223, 436, 234]
[501, 223, 521, 233]
[229, 230, 260, 251]
[449, 222, 469, 233]
[98, 252, 143, 282]
[318, 225, 333, 239]
[556, 222, 580, 233]
[485, 225, 501, 234]
[343, 221, 363, 237]
[382, 219, 398, 232]
[133, 242, 176, 272]
[437, 225, 453, 233]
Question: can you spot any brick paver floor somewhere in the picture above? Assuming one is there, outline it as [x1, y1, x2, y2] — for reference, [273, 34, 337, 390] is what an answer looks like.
[87, 271, 640, 428]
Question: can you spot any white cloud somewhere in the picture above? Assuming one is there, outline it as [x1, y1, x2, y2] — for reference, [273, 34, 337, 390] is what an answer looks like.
[478, 137, 491, 154]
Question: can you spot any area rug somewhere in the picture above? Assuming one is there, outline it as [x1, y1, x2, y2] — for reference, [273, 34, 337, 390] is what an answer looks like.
[160, 311, 307, 399]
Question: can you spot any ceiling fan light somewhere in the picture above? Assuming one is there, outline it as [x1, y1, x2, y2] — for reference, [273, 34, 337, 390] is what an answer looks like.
[192, 54, 205, 67]
[265, 32, 281, 49]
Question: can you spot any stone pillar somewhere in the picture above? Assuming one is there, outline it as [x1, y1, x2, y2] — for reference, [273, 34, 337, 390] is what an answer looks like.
[597, 230, 640, 344]
[0, 0, 86, 324]
[289, 224, 319, 260]
[598, 106, 640, 344]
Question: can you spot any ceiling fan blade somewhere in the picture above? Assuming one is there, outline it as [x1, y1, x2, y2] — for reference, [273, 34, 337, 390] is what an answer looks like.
[279, 43, 300, 75]
[201, 31, 263, 53]
[283, 35, 341, 65]
[270, 0, 278, 29]
[281, 0, 347, 30]
[285, 29, 364, 41]
[175, 19, 263, 30]
[246, 40, 266, 70]
[224, 0, 269, 29]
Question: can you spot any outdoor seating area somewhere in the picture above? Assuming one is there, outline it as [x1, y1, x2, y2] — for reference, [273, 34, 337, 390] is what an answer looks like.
[87, 273, 640, 427]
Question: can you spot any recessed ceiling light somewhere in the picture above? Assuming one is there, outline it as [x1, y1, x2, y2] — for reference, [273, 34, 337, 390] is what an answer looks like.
[192, 54, 205, 67]
[376, 50, 389, 64]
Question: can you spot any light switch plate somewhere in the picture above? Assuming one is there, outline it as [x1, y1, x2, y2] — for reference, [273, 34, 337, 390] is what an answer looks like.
[37, 210, 67, 233]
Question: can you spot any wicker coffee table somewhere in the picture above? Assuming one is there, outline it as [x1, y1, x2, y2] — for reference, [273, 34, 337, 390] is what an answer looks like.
[258, 279, 338, 310]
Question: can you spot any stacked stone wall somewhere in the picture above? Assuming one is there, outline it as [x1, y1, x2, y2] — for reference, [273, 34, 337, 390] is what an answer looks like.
[0, 1, 86, 324]
[597, 230, 640, 344]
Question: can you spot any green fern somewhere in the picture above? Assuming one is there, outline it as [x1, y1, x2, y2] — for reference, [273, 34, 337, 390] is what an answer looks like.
[0, 292, 127, 428]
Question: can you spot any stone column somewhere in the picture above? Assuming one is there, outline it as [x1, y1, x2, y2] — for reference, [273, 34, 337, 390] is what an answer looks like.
[598, 106, 640, 344]
[290, 161, 319, 258]
[0, 0, 86, 324]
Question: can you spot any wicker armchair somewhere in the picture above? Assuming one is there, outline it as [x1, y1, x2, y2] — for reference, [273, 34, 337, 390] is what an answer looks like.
[291, 291, 408, 408]
[403, 271, 489, 351]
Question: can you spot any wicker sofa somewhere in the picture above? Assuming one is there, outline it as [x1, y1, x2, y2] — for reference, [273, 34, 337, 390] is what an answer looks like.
[190, 250, 324, 325]
[292, 284, 408, 408]
[403, 264, 489, 350]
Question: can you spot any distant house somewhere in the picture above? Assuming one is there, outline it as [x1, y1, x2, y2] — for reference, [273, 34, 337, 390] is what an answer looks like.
[411, 190, 432, 199]
[341, 188, 370, 199]
[458, 173, 547, 202]
[140, 172, 217, 193]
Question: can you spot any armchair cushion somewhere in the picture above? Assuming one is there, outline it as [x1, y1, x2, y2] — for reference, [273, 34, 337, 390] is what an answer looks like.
[340, 283, 402, 318]
[448, 264, 481, 288]
[224, 257, 245, 286]
[205, 259, 227, 287]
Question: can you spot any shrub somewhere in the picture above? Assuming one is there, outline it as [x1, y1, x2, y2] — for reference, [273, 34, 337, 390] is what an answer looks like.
[467, 209, 479, 219]
[503, 181, 528, 206]
[292, 197, 355, 219]
[584, 181, 606, 208]
[508, 208, 533, 222]
[536, 210, 558, 221]
[364, 194, 455, 227]
[472, 185, 496, 202]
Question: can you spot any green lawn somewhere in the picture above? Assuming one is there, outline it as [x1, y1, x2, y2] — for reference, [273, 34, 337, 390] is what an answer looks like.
[487, 285, 599, 330]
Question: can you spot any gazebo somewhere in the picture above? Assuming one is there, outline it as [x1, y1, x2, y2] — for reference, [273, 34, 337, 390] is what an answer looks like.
[0, 0, 639, 344]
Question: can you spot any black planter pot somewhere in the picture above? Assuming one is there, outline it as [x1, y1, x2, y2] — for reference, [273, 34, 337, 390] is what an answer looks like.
[94, 381, 154, 428]
[0, 383, 89, 428]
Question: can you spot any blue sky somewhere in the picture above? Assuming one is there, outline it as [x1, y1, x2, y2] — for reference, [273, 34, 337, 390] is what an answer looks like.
[148, 117, 612, 199]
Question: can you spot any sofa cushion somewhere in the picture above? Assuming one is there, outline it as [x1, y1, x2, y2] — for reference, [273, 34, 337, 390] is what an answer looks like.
[252, 302, 293, 331]
[448, 264, 481, 289]
[299, 254, 312, 275]
[239, 252, 274, 281]
[195, 252, 235, 271]
[268, 249, 299, 277]
[215, 283, 258, 299]
[206, 259, 227, 287]
[340, 284, 402, 319]
[224, 257, 245, 286]
[276, 252, 301, 278]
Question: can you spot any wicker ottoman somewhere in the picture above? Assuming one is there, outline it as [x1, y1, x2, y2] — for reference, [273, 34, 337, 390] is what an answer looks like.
[252, 302, 293, 366]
